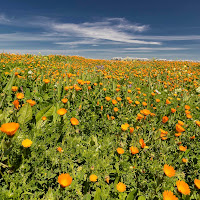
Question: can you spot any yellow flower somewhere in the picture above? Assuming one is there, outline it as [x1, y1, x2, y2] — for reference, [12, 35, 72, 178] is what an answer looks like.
[89, 174, 98, 182]
[22, 139, 32, 148]
[116, 182, 126, 192]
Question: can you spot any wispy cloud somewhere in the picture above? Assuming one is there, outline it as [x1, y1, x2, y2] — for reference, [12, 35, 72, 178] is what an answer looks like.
[51, 18, 160, 45]
[125, 47, 190, 51]
[0, 14, 11, 24]
[131, 35, 200, 41]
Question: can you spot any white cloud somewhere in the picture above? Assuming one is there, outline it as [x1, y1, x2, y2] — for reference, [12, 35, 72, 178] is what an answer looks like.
[131, 35, 200, 41]
[0, 14, 11, 24]
[51, 18, 160, 45]
[125, 47, 189, 51]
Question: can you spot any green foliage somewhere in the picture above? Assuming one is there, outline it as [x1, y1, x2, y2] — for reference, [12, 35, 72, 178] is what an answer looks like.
[0, 54, 200, 199]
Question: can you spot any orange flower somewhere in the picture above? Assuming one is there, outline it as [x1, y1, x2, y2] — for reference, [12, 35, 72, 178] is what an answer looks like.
[26, 99, 36, 107]
[12, 86, 18, 92]
[64, 86, 69, 91]
[185, 105, 190, 110]
[176, 180, 190, 195]
[57, 108, 67, 115]
[190, 135, 195, 139]
[195, 121, 200, 127]
[163, 190, 178, 200]
[135, 101, 140, 105]
[139, 139, 146, 148]
[162, 116, 169, 123]
[112, 99, 118, 105]
[22, 139, 32, 148]
[136, 113, 144, 120]
[61, 98, 68, 103]
[12, 99, 20, 109]
[16, 93, 24, 99]
[163, 164, 176, 177]
[42, 116, 47, 121]
[114, 107, 118, 112]
[194, 179, 200, 189]
[0, 122, 20, 136]
[116, 97, 122, 101]
[121, 124, 128, 131]
[156, 99, 160, 103]
[175, 133, 181, 137]
[105, 176, 110, 184]
[130, 146, 139, 154]
[57, 147, 63, 152]
[105, 96, 111, 101]
[142, 109, 151, 116]
[166, 99, 171, 104]
[182, 158, 188, 163]
[111, 116, 115, 120]
[171, 108, 176, 113]
[179, 146, 187, 152]
[70, 117, 79, 125]
[89, 174, 98, 182]
[116, 182, 126, 192]
[178, 120, 184, 126]
[185, 110, 191, 114]
[129, 127, 134, 134]
[58, 173, 72, 187]
[43, 79, 50, 84]
[117, 147, 124, 154]
[176, 124, 185, 133]
[186, 114, 192, 119]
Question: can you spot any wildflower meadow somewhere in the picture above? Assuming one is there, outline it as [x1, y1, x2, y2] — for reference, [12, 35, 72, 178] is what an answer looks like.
[0, 53, 200, 199]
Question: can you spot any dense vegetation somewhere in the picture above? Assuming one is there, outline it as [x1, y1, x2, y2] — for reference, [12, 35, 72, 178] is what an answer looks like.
[0, 53, 200, 199]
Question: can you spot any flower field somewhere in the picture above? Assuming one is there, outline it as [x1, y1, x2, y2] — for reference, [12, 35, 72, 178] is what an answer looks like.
[0, 53, 200, 200]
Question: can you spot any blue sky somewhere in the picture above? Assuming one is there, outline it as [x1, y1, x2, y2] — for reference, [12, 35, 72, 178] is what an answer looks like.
[0, 0, 200, 60]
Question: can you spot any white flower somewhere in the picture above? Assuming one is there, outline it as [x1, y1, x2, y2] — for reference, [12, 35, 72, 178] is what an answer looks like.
[155, 89, 161, 94]
[28, 70, 33, 74]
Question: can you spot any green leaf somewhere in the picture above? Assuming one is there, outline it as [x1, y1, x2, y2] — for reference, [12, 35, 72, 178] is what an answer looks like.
[3, 69, 16, 93]
[94, 188, 101, 200]
[36, 105, 54, 123]
[83, 193, 91, 200]
[138, 196, 146, 200]
[126, 189, 138, 200]
[44, 93, 50, 100]
[17, 103, 32, 125]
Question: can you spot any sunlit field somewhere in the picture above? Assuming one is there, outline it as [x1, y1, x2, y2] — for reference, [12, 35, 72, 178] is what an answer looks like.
[0, 53, 200, 200]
